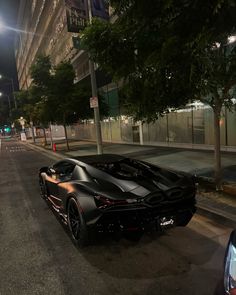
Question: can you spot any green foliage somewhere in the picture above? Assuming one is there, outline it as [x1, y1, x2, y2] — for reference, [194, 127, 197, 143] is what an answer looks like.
[14, 55, 109, 127]
[82, 0, 236, 121]
[30, 55, 52, 90]
[190, 39, 236, 112]
[52, 61, 76, 125]
[13, 88, 42, 126]
[72, 83, 109, 120]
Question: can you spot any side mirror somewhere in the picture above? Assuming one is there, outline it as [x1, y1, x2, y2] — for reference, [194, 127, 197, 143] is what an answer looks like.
[39, 166, 48, 173]
[48, 167, 56, 175]
[224, 230, 236, 295]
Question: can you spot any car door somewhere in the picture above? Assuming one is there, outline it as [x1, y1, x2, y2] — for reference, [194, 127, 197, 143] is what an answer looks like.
[46, 161, 75, 208]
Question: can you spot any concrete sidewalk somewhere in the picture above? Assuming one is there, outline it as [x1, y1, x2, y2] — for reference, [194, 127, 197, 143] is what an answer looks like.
[23, 138, 236, 228]
[38, 138, 236, 183]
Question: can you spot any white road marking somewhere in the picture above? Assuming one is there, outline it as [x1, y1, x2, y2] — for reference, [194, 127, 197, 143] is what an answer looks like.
[4, 146, 26, 153]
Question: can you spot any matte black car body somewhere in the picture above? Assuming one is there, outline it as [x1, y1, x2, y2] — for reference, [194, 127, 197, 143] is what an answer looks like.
[39, 154, 196, 245]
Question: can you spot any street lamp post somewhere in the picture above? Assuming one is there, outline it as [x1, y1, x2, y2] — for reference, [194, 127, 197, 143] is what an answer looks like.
[87, 0, 103, 155]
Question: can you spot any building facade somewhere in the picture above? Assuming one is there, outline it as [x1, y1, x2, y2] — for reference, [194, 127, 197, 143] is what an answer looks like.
[15, 0, 90, 90]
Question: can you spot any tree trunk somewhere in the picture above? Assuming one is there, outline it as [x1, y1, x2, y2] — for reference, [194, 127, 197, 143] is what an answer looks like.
[49, 123, 53, 150]
[42, 128, 47, 146]
[64, 125, 70, 151]
[213, 108, 222, 190]
[30, 121, 36, 143]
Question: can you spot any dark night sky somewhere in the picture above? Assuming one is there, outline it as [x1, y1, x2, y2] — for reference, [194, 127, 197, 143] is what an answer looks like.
[0, 0, 19, 92]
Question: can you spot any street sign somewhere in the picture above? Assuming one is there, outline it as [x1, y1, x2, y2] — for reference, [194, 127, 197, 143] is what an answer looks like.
[65, 0, 88, 33]
[20, 132, 27, 141]
[90, 96, 98, 108]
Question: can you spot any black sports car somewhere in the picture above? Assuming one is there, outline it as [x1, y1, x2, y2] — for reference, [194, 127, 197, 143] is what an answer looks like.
[39, 154, 196, 246]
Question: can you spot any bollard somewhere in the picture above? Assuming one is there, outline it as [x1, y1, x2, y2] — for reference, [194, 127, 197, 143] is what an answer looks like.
[41, 138, 46, 147]
[53, 143, 57, 152]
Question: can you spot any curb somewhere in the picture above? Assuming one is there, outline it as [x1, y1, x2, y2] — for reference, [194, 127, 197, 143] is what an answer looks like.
[196, 176, 236, 197]
[196, 204, 236, 228]
[21, 141, 65, 161]
[223, 184, 236, 197]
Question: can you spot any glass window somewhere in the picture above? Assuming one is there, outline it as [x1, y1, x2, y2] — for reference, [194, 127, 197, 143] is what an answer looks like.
[53, 161, 75, 180]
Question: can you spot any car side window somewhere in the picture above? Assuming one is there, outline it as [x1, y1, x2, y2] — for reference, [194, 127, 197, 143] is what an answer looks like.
[52, 161, 75, 181]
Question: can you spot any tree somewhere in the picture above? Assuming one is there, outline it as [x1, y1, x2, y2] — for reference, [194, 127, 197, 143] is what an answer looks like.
[30, 55, 52, 90]
[52, 61, 76, 151]
[52, 62, 109, 150]
[30, 55, 58, 146]
[190, 38, 236, 188]
[30, 55, 108, 151]
[82, 0, 236, 188]
[72, 83, 109, 120]
[13, 88, 40, 142]
[13, 90, 31, 132]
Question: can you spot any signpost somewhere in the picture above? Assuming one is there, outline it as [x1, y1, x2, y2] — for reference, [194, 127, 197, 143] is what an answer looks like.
[64, 0, 106, 154]
[87, 0, 103, 154]
[90, 96, 98, 108]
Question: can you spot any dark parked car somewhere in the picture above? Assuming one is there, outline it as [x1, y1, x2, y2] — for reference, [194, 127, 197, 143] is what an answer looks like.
[39, 154, 196, 246]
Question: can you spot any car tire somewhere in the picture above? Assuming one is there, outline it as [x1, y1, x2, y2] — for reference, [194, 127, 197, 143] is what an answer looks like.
[39, 175, 48, 199]
[67, 197, 89, 247]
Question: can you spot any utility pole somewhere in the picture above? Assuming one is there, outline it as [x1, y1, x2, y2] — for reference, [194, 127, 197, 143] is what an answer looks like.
[87, 0, 103, 154]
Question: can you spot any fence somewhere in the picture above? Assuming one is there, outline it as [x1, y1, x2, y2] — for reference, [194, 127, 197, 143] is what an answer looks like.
[30, 104, 236, 149]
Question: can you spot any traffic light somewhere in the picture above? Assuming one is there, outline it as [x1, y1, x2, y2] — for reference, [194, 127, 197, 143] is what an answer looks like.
[4, 126, 11, 133]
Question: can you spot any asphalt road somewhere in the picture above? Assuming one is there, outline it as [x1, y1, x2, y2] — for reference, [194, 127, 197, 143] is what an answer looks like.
[0, 138, 232, 295]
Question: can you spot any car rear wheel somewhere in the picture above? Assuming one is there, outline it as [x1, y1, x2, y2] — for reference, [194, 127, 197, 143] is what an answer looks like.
[39, 175, 48, 199]
[67, 198, 89, 247]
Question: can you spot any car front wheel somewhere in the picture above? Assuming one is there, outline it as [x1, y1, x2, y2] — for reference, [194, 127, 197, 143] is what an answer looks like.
[67, 197, 89, 247]
[39, 175, 48, 199]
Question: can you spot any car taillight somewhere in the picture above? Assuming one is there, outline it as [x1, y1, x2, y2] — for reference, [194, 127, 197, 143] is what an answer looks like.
[94, 195, 128, 209]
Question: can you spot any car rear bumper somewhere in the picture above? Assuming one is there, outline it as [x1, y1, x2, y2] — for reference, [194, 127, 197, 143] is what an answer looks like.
[89, 198, 196, 233]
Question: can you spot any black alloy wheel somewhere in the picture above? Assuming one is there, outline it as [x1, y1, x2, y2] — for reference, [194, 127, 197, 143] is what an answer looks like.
[39, 175, 48, 199]
[67, 198, 89, 247]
